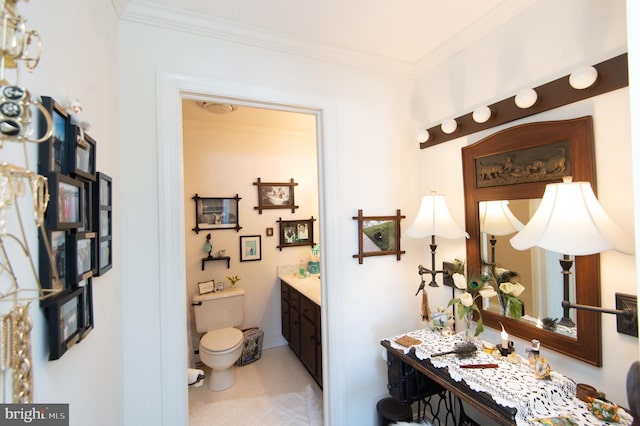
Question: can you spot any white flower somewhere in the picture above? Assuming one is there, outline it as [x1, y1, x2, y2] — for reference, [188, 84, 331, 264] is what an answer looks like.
[479, 286, 497, 298]
[511, 282, 525, 297]
[452, 273, 467, 290]
[499, 282, 514, 294]
[460, 292, 474, 307]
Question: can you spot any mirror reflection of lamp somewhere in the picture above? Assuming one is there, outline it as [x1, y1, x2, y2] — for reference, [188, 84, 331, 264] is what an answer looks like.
[479, 200, 525, 269]
[510, 176, 636, 329]
[406, 192, 468, 321]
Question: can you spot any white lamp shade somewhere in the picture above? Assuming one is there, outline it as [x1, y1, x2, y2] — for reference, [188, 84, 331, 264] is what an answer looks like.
[510, 179, 634, 255]
[479, 200, 524, 236]
[406, 193, 468, 239]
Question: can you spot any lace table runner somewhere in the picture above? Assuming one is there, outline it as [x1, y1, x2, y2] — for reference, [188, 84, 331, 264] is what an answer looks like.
[384, 328, 633, 426]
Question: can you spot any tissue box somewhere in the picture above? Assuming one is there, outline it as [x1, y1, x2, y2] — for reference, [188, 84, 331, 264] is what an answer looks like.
[236, 328, 264, 366]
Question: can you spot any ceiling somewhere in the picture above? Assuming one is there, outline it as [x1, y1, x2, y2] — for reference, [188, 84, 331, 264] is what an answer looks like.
[117, 0, 538, 73]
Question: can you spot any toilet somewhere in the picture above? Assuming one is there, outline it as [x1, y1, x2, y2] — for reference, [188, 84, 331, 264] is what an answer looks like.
[192, 287, 245, 391]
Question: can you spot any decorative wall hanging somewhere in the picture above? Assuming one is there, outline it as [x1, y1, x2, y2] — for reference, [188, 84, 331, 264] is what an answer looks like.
[192, 193, 242, 233]
[42, 286, 84, 360]
[240, 235, 262, 261]
[352, 209, 405, 264]
[276, 217, 315, 250]
[253, 178, 298, 214]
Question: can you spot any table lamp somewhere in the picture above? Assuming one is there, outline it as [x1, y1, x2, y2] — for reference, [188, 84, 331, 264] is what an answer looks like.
[510, 177, 635, 328]
[479, 200, 524, 268]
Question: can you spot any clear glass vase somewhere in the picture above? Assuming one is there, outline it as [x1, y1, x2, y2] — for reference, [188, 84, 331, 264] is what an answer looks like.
[464, 311, 474, 340]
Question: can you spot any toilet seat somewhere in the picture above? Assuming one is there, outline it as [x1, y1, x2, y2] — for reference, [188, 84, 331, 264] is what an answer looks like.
[200, 327, 243, 354]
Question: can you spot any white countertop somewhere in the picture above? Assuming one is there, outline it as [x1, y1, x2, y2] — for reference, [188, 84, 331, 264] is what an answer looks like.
[279, 272, 321, 306]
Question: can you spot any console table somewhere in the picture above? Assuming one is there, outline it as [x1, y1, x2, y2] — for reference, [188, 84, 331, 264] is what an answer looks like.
[381, 328, 633, 426]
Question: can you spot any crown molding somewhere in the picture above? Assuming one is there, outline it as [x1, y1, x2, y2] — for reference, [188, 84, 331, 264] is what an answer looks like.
[120, 1, 417, 78]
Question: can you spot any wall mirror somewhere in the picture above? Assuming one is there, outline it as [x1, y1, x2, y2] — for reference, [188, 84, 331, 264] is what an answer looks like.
[462, 116, 602, 366]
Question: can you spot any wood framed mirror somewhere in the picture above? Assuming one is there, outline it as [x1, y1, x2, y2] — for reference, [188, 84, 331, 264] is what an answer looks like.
[462, 116, 602, 366]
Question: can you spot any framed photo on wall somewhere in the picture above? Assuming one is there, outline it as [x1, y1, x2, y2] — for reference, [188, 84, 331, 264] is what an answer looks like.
[351, 209, 406, 264]
[38, 96, 69, 175]
[276, 217, 315, 251]
[192, 193, 242, 233]
[68, 126, 97, 182]
[253, 178, 298, 214]
[42, 286, 84, 360]
[79, 278, 94, 341]
[39, 229, 68, 290]
[240, 235, 262, 262]
[45, 173, 83, 230]
[94, 172, 112, 276]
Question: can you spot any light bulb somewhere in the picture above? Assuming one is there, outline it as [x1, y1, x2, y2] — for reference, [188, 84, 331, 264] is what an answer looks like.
[515, 89, 538, 109]
[569, 66, 598, 89]
[441, 118, 457, 134]
[472, 106, 492, 123]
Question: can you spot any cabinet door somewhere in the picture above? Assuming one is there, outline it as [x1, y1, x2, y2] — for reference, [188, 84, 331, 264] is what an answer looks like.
[315, 305, 322, 387]
[301, 314, 317, 377]
[290, 304, 301, 356]
[281, 297, 290, 342]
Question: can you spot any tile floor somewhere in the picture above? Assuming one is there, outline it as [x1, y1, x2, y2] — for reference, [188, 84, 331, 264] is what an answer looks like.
[188, 344, 322, 410]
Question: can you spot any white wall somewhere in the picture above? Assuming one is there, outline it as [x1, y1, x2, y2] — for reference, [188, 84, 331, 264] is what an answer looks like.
[119, 17, 419, 426]
[182, 105, 319, 357]
[414, 0, 636, 407]
[0, 1, 122, 426]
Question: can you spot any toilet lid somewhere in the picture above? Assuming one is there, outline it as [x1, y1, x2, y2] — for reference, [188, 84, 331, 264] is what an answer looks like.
[201, 327, 243, 352]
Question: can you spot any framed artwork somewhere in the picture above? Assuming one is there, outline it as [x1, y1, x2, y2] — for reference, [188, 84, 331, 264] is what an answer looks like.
[276, 217, 315, 251]
[38, 96, 69, 175]
[94, 172, 112, 276]
[352, 209, 406, 264]
[79, 278, 94, 340]
[42, 286, 84, 360]
[45, 173, 83, 230]
[253, 178, 298, 214]
[198, 279, 215, 295]
[266, 227, 274, 237]
[78, 179, 93, 233]
[39, 229, 68, 290]
[68, 233, 96, 284]
[192, 193, 242, 233]
[240, 235, 262, 262]
[68, 126, 96, 181]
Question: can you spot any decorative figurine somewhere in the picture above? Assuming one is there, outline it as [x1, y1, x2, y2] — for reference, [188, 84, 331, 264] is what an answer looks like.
[203, 233, 212, 258]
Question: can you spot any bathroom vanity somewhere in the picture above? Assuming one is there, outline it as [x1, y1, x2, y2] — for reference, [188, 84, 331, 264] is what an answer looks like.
[280, 275, 322, 388]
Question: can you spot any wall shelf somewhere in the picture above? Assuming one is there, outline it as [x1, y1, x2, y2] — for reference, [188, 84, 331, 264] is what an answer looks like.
[201, 256, 230, 271]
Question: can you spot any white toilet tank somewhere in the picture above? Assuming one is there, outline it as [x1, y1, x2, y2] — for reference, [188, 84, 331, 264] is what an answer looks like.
[193, 287, 244, 333]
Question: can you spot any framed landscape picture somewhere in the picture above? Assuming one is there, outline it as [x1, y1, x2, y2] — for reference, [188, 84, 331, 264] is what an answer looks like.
[352, 209, 406, 264]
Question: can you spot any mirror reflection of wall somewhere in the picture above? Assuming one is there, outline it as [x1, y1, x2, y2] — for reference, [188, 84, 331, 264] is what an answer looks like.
[479, 198, 577, 337]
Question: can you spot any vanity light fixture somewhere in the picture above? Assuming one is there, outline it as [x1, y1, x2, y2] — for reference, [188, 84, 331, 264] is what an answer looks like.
[569, 66, 598, 90]
[510, 177, 637, 332]
[515, 89, 538, 109]
[441, 118, 458, 134]
[472, 106, 492, 124]
[416, 129, 430, 143]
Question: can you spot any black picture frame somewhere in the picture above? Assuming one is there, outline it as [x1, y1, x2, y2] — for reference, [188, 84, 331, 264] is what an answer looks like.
[79, 278, 94, 340]
[192, 193, 242, 233]
[94, 172, 112, 276]
[351, 209, 406, 264]
[42, 286, 84, 360]
[253, 178, 298, 214]
[276, 217, 315, 251]
[78, 178, 93, 233]
[38, 96, 69, 175]
[45, 173, 83, 230]
[38, 229, 68, 290]
[240, 235, 262, 261]
[68, 232, 96, 284]
[68, 125, 96, 182]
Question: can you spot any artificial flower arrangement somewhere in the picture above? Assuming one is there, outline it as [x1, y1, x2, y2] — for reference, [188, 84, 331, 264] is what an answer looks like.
[226, 275, 241, 287]
[494, 267, 525, 320]
[447, 259, 498, 337]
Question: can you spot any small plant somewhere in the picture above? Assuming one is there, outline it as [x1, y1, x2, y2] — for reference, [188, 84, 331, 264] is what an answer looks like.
[227, 275, 241, 287]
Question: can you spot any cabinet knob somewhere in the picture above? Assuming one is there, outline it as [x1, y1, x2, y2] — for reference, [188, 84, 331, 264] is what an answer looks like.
[387, 360, 393, 367]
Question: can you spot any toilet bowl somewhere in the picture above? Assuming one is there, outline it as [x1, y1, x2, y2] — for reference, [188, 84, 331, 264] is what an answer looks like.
[199, 327, 244, 391]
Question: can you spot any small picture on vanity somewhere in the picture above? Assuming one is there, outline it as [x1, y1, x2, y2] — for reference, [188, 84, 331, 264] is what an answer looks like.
[198, 279, 215, 295]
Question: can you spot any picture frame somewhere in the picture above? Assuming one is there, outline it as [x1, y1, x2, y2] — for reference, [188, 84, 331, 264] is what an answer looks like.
[192, 193, 242, 233]
[198, 279, 215, 295]
[79, 278, 94, 340]
[78, 178, 93, 233]
[38, 96, 69, 175]
[94, 172, 112, 276]
[45, 172, 83, 230]
[276, 217, 316, 251]
[352, 209, 406, 264]
[266, 227, 274, 237]
[253, 178, 298, 214]
[240, 235, 262, 262]
[39, 229, 68, 290]
[68, 125, 97, 181]
[42, 286, 84, 360]
[68, 233, 96, 284]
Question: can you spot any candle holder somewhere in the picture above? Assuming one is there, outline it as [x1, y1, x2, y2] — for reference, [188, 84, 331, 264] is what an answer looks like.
[497, 341, 514, 356]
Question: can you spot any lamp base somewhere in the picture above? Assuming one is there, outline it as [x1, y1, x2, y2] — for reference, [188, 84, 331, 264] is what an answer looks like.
[497, 343, 514, 356]
[557, 317, 576, 328]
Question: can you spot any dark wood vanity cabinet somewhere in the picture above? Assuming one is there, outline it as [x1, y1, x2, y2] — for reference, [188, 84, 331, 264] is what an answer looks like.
[281, 280, 322, 388]
[386, 349, 442, 404]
